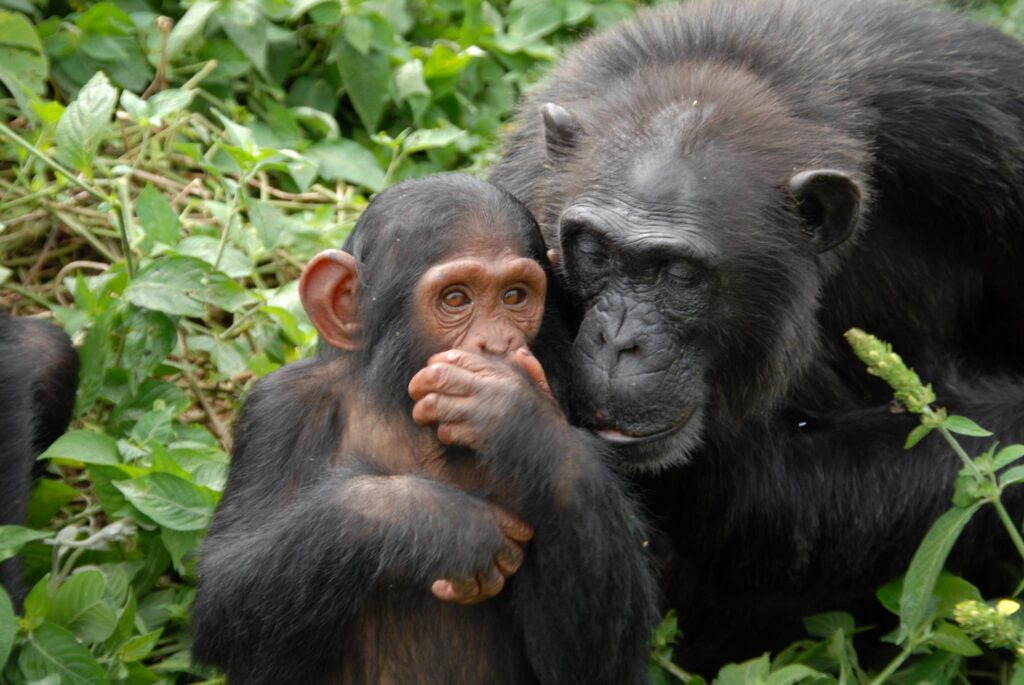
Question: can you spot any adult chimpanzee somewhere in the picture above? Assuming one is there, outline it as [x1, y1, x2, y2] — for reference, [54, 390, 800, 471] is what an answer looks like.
[490, 0, 1024, 671]
[191, 174, 658, 685]
[0, 310, 79, 604]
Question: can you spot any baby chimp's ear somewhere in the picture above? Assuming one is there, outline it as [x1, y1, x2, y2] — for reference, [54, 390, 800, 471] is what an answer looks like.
[299, 250, 362, 351]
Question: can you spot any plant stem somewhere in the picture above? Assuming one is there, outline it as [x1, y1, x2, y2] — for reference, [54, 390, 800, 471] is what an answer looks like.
[991, 495, 1024, 563]
[867, 640, 918, 685]
[935, 423, 987, 482]
[0, 121, 107, 202]
[115, 178, 136, 277]
[651, 653, 693, 682]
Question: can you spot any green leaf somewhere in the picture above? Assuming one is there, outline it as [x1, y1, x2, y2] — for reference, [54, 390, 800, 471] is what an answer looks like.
[394, 58, 430, 100]
[121, 307, 177, 389]
[714, 654, 770, 685]
[114, 473, 218, 531]
[166, 0, 219, 59]
[117, 628, 162, 663]
[51, 570, 118, 644]
[999, 465, 1024, 489]
[343, 14, 373, 55]
[942, 415, 993, 437]
[28, 478, 80, 528]
[802, 612, 854, 640]
[334, 38, 391, 132]
[994, 444, 1024, 470]
[148, 88, 194, 121]
[247, 198, 287, 250]
[904, 423, 934, 449]
[0, 11, 48, 113]
[161, 527, 201, 575]
[306, 138, 385, 191]
[927, 621, 982, 657]
[0, 525, 50, 562]
[136, 184, 182, 248]
[221, 14, 268, 75]
[765, 664, 823, 685]
[174, 235, 252, 279]
[41, 430, 120, 466]
[55, 71, 117, 176]
[19, 622, 111, 684]
[402, 122, 468, 155]
[899, 502, 984, 637]
[124, 256, 251, 317]
[0, 586, 15, 667]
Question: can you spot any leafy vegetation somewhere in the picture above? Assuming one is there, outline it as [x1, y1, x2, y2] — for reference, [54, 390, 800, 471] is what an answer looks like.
[2, 0, 1024, 683]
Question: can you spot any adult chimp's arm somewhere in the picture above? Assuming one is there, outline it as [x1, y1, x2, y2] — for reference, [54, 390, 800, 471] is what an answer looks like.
[648, 380, 1024, 668]
[191, 362, 529, 685]
[410, 348, 659, 685]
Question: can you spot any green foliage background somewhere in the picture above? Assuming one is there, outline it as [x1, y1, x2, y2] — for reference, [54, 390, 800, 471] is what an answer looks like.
[1, 0, 1024, 682]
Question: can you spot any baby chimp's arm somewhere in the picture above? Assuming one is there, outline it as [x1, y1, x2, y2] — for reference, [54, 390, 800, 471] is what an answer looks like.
[410, 349, 659, 685]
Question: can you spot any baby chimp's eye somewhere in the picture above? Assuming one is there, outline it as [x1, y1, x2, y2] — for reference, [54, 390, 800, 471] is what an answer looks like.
[503, 288, 527, 306]
[441, 289, 472, 310]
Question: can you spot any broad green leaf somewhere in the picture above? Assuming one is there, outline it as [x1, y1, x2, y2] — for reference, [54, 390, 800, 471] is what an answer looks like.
[136, 184, 182, 248]
[942, 415, 993, 437]
[0, 11, 48, 113]
[334, 38, 391, 132]
[932, 574, 982, 615]
[28, 478, 80, 528]
[0, 587, 13, 668]
[1000, 465, 1024, 489]
[802, 612, 854, 640]
[402, 123, 468, 155]
[161, 527, 201, 575]
[124, 256, 251, 317]
[117, 628, 162, 663]
[174, 235, 252, 279]
[764, 665, 823, 685]
[114, 473, 218, 531]
[394, 58, 430, 100]
[52, 570, 118, 644]
[247, 198, 287, 250]
[148, 88, 194, 120]
[307, 138, 385, 191]
[927, 621, 982, 656]
[904, 423, 934, 449]
[166, 0, 219, 59]
[899, 502, 983, 637]
[41, 430, 120, 466]
[121, 306, 177, 389]
[714, 654, 770, 685]
[0, 525, 49, 562]
[344, 14, 373, 55]
[995, 444, 1024, 470]
[221, 13, 268, 75]
[55, 71, 117, 175]
[19, 622, 110, 684]
[262, 305, 308, 346]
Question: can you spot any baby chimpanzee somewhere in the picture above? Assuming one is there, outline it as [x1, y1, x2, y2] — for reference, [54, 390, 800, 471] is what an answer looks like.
[192, 174, 658, 685]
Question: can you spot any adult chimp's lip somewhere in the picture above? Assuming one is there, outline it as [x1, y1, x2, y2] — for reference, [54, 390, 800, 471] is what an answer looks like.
[593, 413, 690, 445]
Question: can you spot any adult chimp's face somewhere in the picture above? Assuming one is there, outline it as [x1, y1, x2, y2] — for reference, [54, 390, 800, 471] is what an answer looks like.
[533, 92, 864, 470]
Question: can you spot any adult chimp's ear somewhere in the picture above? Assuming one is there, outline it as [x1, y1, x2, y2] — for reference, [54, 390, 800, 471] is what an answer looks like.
[299, 249, 361, 351]
[541, 103, 583, 161]
[788, 169, 862, 252]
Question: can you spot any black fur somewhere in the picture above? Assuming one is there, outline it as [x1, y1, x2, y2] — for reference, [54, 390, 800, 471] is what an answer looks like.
[490, 0, 1024, 671]
[0, 310, 78, 605]
[191, 174, 658, 684]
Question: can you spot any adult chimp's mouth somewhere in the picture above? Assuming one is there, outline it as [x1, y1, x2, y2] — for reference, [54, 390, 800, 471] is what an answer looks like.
[593, 411, 692, 445]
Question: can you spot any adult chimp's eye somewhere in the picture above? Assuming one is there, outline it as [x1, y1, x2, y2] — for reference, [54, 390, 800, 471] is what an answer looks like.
[571, 233, 609, 272]
[662, 260, 703, 287]
[503, 287, 527, 306]
[441, 288, 471, 310]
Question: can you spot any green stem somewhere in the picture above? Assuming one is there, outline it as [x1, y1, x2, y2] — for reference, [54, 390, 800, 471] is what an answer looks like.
[935, 423, 987, 482]
[867, 640, 918, 685]
[114, 179, 136, 277]
[0, 121, 106, 202]
[991, 495, 1024, 564]
[651, 653, 693, 682]
[50, 210, 118, 262]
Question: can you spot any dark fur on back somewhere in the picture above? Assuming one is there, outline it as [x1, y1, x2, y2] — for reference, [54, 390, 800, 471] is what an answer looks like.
[0, 311, 78, 605]
[490, 0, 1024, 670]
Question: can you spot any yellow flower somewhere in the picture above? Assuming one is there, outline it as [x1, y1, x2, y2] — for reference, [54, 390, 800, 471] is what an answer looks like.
[998, 599, 1021, 616]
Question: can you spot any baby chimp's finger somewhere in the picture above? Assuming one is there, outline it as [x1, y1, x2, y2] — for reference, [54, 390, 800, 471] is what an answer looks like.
[495, 544, 525, 577]
[511, 347, 552, 396]
[431, 577, 481, 605]
[413, 394, 474, 428]
[476, 565, 506, 601]
[495, 510, 534, 543]
[408, 363, 485, 401]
